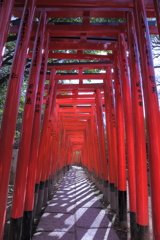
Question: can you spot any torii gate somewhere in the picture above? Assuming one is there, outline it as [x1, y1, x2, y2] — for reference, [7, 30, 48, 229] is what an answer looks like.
[0, 0, 160, 239]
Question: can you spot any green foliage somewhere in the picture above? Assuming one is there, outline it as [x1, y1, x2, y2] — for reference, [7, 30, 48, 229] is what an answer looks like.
[48, 17, 82, 23]
[90, 17, 125, 23]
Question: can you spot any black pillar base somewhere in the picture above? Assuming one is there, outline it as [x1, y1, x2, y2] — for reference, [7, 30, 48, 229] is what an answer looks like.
[33, 183, 39, 219]
[100, 178, 104, 193]
[104, 180, 110, 204]
[21, 211, 33, 240]
[110, 183, 116, 211]
[43, 180, 49, 207]
[130, 212, 137, 240]
[36, 181, 45, 215]
[137, 224, 149, 240]
[9, 217, 23, 240]
[48, 177, 52, 198]
[118, 190, 127, 227]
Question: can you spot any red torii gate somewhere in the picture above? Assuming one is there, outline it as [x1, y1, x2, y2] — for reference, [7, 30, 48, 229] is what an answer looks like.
[0, 0, 160, 239]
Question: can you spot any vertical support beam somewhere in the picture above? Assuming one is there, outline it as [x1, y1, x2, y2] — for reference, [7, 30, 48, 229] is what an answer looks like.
[104, 78, 113, 205]
[153, 0, 160, 37]
[107, 67, 118, 211]
[134, 1, 160, 238]
[48, 112, 57, 195]
[47, 138, 54, 198]
[89, 114, 99, 180]
[96, 89, 108, 191]
[9, 11, 46, 240]
[61, 127, 67, 171]
[55, 114, 62, 175]
[45, 81, 58, 197]
[118, 33, 137, 239]
[84, 128, 90, 172]
[35, 69, 56, 216]
[91, 104, 103, 184]
[40, 80, 58, 207]
[22, 33, 49, 240]
[104, 77, 116, 209]
[51, 106, 59, 181]
[41, 121, 51, 206]
[126, 11, 149, 239]
[0, 1, 36, 239]
[114, 54, 127, 227]
[0, 0, 15, 68]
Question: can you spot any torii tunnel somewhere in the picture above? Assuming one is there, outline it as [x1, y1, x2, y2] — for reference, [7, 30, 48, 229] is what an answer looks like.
[0, 0, 160, 239]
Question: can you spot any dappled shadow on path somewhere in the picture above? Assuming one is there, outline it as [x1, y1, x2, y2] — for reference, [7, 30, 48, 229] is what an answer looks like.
[32, 166, 119, 240]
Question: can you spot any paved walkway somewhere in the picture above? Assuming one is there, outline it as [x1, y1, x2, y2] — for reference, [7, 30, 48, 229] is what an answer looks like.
[32, 166, 120, 240]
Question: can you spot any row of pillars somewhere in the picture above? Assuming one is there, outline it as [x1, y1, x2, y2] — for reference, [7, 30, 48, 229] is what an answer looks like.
[0, 0, 160, 240]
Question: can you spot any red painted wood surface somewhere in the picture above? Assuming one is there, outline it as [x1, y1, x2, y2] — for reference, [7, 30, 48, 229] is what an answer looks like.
[0, 0, 159, 239]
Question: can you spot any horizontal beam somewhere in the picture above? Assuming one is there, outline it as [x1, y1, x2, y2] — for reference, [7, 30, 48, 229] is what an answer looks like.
[55, 73, 106, 80]
[48, 41, 117, 51]
[48, 62, 113, 70]
[57, 83, 104, 90]
[60, 113, 91, 116]
[64, 123, 88, 125]
[13, 8, 127, 18]
[12, 2, 155, 14]
[10, 23, 158, 37]
[56, 98, 105, 104]
[61, 116, 91, 119]
[59, 107, 92, 112]
[13, 8, 156, 18]
[57, 94, 101, 98]
[28, 52, 114, 61]
[27, 38, 118, 51]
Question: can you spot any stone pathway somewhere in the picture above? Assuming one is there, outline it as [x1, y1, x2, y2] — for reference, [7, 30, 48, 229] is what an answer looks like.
[32, 166, 120, 240]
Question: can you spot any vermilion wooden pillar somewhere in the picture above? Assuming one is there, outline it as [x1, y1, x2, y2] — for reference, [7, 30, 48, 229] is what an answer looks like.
[9, 12, 46, 240]
[118, 33, 137, 239]
[89, 122, 94, 173]
[89, 116, 99, 179]
[0, 0, 15, 68]
[114, 54, 127, 227]
[0, 1, 36, 238]
[47, 136, 54, 197]
[51, 106, 59, 180]
[45, 81, 58, 195]
[103, 78, 114, 204]
[134, 0, 160, 238]
[61, 127, 67, 171]
[94, 112, 103, 182]
[84, 128, 90, 171]
[47, 117, 56, 195]
[23, 32, 50, 240]
[91, 104, 102, 181]
[35, 69, 56, 215]
[61, 128, 67, 171]
[106, 67, 118, 211]
[54, 104, 61, 178]
[126, 11, 149, 239]
[40, 80, 58, 207]
[83, 133, 87, 170]
[86, 126, 93, 172]
[40, 119, 52, 206]
[66, 138, 71, 169]
[104, 76, 116, 208]
[53, 109, 62, 177]
[96, 89, 109, 192]
[87, 122, 93, 173]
